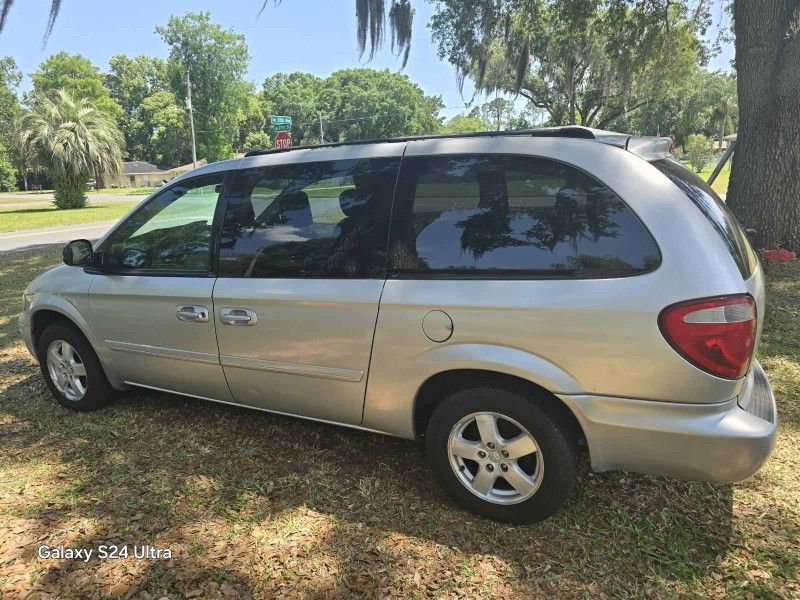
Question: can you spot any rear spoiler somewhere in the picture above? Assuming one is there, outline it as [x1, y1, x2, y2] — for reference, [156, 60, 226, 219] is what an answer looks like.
[577, 127, 673, 161]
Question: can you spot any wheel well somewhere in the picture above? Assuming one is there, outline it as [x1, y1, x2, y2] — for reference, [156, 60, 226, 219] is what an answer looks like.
[31, 310, 76, 351]
[413, 369, 585, 445]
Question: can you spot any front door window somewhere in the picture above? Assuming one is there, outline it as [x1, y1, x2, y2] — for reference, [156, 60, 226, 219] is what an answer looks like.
[104, 173, 224, 272]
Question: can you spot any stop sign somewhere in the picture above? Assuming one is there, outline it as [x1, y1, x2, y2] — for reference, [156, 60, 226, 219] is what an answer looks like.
[275, 131, 292, 149]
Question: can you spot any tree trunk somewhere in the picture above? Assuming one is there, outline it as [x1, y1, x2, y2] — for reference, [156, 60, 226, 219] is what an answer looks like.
[727, 0, 800, 251]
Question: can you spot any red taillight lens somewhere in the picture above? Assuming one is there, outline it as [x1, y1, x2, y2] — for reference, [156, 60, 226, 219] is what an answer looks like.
[659, 294, 757, 379]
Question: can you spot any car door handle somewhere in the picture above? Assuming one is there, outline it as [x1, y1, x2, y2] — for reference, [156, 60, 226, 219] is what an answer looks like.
[219, 307, 257, 326]
[175, 305, 209, 323]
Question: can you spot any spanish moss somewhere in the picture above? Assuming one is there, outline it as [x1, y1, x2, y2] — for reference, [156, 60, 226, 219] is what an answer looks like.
[389, 0, 414, 67]
[42, 0, 61, 46]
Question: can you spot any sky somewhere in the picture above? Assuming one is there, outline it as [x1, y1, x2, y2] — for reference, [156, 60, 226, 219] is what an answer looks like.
[0, 0, 734, 120]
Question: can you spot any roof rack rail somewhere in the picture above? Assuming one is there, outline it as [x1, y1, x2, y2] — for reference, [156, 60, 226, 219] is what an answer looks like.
[243, 126, 603, 157]
[242, 126, 672, 161]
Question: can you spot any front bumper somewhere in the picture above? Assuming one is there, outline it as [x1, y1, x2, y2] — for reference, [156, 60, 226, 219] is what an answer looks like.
[559, 361, 777, 483]
[19, 320, 36, 359]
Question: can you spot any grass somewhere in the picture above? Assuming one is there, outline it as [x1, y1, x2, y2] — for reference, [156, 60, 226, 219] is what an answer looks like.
[0, 249, 798, 598]
[0, 187, 156, 196]
[0, 202, 138, 233]
[682, 160, 732, 196]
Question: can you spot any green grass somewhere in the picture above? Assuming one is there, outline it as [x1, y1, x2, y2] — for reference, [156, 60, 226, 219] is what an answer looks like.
[0, 202, 139, 233]
[0, 195, 57, 205]
[0, 250, 797, 598]
[683, 160, 732, 196]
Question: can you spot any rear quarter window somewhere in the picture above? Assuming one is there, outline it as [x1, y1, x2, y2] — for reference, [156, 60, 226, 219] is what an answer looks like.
[388, 154, 661, 278]
[651, 158, 758, 279]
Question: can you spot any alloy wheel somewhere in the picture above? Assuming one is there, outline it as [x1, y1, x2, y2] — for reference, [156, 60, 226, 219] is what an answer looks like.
[447, 411, 543, 505]
[46, 339, 87, 402]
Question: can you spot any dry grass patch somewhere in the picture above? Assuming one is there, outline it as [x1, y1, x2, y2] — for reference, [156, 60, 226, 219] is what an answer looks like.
[0, 249, 798, 598]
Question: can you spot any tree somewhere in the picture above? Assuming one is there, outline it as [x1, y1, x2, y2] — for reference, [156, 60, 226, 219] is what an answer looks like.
[0, 56, 20, 135]
[140, 90, 190, 168]
[261, 69, 443, 143]
[0, 56, 34, 191]
[31, 52, 122, 119]
[480, 97, 514, 131]
[242, 131, 272, 153]
[261, 72, 324, 145]
[105, 54, 168, 159]
[156, 12, 250, 162]
[727, 1, 800, 250]
[699, 71, 738, 149]
[443, 109, 488, 133]
[318, 68, 443, 141]
[236, 88, 267, 151]
[429, 1, 704, 129]
[684, 134, 713, 172]
[624, 71, 738, 149]
[0, 143, 15, 191]
[18, 91, 123, 208]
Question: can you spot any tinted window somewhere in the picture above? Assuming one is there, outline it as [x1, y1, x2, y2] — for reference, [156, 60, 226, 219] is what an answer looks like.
[217, 158, 399, 278]
[651, 158, 757, 279]
[104, 173, 224, 271]
[388, 155, 660, 277]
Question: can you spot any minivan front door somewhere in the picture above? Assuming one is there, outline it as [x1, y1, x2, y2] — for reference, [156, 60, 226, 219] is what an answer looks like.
[213, 151, 402, 424]
[88, 172, 233, 402]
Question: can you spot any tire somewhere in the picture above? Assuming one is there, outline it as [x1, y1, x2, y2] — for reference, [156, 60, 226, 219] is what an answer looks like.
[426, 384, 577, 524]
[37, 321, 115, 411]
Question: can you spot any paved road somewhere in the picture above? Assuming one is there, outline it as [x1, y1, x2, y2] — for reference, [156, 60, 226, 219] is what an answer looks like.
[0, 220, 118, 252]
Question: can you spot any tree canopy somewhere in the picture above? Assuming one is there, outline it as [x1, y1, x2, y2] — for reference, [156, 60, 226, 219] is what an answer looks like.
[319, 69, 444, 141]
[429, 0, 706, 128]
[106, 54, 169, 161]
[157, 12, 251, 162]
[261, 69, 444, 144]
[31, 52, 122, 119]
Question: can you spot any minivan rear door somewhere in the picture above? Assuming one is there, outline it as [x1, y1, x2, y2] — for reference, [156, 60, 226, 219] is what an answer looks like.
[212, 145, 404, 424]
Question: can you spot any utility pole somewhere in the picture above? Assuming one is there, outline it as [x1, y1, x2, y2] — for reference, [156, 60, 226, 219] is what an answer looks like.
[319, 112, 324, 144]
[186, 68, 197, 169]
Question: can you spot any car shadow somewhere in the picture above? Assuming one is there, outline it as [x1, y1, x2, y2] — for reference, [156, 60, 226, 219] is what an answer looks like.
[0, 370, 757, 597]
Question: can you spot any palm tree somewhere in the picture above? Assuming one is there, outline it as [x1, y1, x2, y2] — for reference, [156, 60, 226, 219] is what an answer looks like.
[18, 90, 123, 208]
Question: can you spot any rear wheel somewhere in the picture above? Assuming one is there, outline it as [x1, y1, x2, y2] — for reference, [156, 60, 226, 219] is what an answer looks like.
[37, 321, 114, 411]
[426, 385, 577, 523]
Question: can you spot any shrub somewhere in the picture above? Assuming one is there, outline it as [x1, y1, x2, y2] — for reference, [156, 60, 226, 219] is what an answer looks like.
[684, 134, 714, 173]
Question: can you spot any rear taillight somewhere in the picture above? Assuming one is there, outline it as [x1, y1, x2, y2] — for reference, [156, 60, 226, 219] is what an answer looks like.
[659, 294, 757, 379]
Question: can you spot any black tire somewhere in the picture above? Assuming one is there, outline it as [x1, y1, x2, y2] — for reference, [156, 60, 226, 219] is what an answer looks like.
[426, 384, 577, 524]
[37, 321, 115, 411]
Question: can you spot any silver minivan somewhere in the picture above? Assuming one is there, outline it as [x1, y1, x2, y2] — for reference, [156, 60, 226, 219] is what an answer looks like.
[19, 127, 777, 523]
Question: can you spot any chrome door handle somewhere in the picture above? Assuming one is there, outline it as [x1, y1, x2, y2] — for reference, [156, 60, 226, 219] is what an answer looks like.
[175, 305, 209, 322]
[219, 307, 257, 326]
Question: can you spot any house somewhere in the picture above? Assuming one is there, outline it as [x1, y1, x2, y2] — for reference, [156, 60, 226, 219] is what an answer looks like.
[163, 159, 208, 181]
[115, 161, 166, 188]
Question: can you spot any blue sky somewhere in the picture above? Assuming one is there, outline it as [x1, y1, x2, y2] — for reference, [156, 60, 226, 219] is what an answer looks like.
[0, 0, 733, 119]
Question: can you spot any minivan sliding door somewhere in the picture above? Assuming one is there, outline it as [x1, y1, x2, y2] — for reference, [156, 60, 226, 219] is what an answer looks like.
[213, 153, 401, 424]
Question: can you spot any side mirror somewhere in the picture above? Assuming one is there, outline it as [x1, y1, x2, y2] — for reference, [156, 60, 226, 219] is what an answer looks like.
[62, 239, 93, 267]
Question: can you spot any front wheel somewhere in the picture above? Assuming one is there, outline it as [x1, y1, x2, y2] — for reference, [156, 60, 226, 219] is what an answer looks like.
[426, 385, 577, 523]
[37, 321, 115, 411]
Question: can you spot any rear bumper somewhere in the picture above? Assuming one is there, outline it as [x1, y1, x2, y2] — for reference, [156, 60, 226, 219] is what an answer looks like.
[559, 361, 777, 483]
